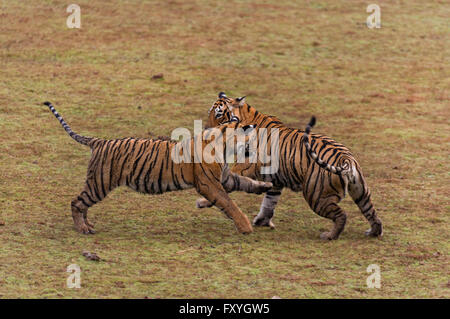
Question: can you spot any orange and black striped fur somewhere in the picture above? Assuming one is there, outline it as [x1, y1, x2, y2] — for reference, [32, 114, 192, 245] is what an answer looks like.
[198, 93, 382, 240]
[44, 102, 272, 235]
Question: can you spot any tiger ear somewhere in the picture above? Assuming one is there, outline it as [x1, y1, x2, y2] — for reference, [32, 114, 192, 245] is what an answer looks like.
[235, 96, 246, 107]
[218, 92, 227, 98]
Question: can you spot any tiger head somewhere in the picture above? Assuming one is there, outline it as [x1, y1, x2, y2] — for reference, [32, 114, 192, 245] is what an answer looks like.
[206, 92, 247, 128]
[201, 120, 257, 164]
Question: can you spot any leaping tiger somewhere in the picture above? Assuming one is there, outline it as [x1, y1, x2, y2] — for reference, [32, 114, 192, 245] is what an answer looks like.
[44, 101, 273, 235]
[197, 93, 383, 240]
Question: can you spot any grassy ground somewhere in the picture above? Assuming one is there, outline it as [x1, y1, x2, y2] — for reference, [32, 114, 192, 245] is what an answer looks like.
[0, 0, 448, 298]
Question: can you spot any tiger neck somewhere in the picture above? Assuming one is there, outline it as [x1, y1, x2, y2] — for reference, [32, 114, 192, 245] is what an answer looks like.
[235, 103, 256, 124]
[238, 103, 284, 128]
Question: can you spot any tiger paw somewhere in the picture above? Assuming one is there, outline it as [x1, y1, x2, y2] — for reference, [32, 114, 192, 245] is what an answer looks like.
[252, 215, 275, 229]
[365, 222, 383, 238]
[254, 182, 273, 194]
[320, 232, 334, 240]
[235, 220, 253, 234]
[84, 218, 95, 228]
[77, 224, 95, 235]
[196, 198, 213, 209]
[240, 228, 253, 235]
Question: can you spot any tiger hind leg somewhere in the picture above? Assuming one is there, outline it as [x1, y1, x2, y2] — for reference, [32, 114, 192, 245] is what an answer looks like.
[348, 168, 383, 237]
[305, 193, 347, 240]
[71, 198, 95, 234]
[71, 182, 105, 234]
[318, 203, 347, 240]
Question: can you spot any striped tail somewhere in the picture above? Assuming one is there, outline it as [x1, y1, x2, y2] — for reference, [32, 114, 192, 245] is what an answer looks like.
[44, 101, 92, 146]
[302, 116, 350, 176]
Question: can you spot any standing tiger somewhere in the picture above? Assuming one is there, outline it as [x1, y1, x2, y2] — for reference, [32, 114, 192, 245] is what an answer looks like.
[197, 93, 383, 240]
[44, 101, 273, 235]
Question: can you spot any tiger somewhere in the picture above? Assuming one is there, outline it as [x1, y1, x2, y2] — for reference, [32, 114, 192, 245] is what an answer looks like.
[44, 101, 273, 235]
[197, 93, 383, 240]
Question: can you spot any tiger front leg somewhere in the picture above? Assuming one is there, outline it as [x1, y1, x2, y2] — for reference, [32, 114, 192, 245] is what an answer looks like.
[195, 183, 253, 234]
[214, 193, 253, 234]
[252, 189, 281, 229]
[222, 172, 273, 195]
[196, 172, 272, 209]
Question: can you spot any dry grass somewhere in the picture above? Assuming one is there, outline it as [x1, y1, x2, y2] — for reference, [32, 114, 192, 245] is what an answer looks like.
[0, 0, 448, 298]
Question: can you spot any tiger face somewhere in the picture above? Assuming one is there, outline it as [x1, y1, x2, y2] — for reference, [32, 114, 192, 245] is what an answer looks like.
[206, 92, 246, 128]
